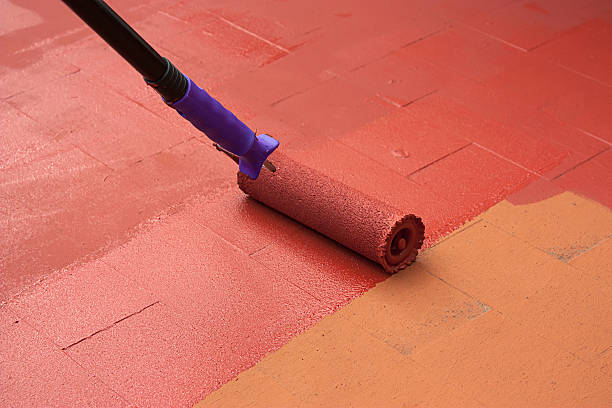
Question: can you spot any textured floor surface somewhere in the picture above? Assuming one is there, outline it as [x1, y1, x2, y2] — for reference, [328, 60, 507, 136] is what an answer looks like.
[197, 192, 612, 407]
[1, 0, 611, 406]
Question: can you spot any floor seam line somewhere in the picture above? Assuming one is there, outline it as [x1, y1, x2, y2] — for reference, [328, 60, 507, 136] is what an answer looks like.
[270, 88, 311, 107]
[61, 301, 160, 350]
[427, 218, 485, 248]
[407, 141, 472, 177]
[60, 348, 134, 406]
[551, 147, 610, 180]
[471, 142, 540, 176]
[401, 89, 440, 107]
[564, 234, 612, 264]
[338, 139, 420, 182]
[424, 269, 484, 303]
[156, 217, 326, 303]
[73, 144, 114, 171]
[556, 64, 612, 89]
[207, 12, 291, 54]
[400, 28, 447, 49]
[248, 244, 271, 256]
[346, 28, 446, 74]
[456, 21, 528, 52]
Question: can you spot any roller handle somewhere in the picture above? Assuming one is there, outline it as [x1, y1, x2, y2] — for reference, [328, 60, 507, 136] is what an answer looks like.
[60, 0, 189, 101]
[60, 0, 279, 179]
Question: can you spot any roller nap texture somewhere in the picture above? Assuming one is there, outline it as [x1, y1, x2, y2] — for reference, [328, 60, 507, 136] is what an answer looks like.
[237, 151, 425, 273]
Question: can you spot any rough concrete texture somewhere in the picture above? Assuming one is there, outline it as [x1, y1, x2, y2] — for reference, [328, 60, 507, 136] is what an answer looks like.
[196, 192, 612, 407]
[2, 0, 612, 406]
[238, 151, 425, 272]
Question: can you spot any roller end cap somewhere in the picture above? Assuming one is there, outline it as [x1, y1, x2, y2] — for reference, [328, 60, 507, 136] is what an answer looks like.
[379, 214, 425, 273]
[239, 134, 279, 179]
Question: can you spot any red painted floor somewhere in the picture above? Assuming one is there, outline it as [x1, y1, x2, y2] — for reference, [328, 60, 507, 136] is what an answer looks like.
[1, 0, 611, 406]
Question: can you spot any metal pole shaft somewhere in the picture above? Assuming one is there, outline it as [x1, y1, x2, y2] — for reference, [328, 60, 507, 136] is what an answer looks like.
[60, 0, 166, 81]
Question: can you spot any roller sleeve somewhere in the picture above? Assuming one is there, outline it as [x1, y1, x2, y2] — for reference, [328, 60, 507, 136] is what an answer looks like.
[237, 151, 425, 273]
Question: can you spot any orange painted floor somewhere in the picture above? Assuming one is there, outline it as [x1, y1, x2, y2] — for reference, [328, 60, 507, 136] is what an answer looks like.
[197, 192, 612, 407]
[2, 0, 612, 407]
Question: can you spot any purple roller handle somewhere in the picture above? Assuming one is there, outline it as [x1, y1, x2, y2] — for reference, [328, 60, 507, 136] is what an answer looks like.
[170, 76, 279, 179]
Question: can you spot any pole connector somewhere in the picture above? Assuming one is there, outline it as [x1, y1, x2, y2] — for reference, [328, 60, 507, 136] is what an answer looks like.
[145, 58, 189, 103]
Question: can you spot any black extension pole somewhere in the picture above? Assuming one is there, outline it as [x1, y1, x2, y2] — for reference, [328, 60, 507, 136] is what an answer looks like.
[60, 0, 281, 178]
[61, 0, 188, 102]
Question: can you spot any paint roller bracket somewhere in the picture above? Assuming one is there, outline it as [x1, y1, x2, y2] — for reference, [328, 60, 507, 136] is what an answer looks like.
[213, 143, 277, 176]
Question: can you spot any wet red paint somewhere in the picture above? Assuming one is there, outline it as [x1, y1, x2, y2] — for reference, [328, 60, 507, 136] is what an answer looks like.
[410, 144, 537, 220]
[463, 0, 592, 50]
[336, 99, 471, 177]
[10, 259, 157, 349]
[506, 177, 565, 205]
[1, 101, 54, 170]
[520, 111, 609, 178]
[270, 77, 394, 139]
[0, 0, 84, 69]
[555, 149, 612, 208]
[404, 91, 570, 175]
[65, 302, 247, 407]
[406, 25, 526, 82]
[581, 1, 612, 24]
[0, 307, 129, 407]
[544, 77, 612, 144]
[3, 0, 612, 406]
[85, 212, 327, 407]
[534, 19, 612, 87]
[188, 186, 306, 255]
[442, 76, 607, 176]
[7, 71, 189, 169]
[343, 49, 446, 107]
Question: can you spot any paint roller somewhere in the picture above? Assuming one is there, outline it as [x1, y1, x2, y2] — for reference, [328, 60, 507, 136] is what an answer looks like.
[61, 0, 425, 272]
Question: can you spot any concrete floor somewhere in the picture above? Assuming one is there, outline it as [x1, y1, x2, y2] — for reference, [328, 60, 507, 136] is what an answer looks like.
[1, 0, 611, 406]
